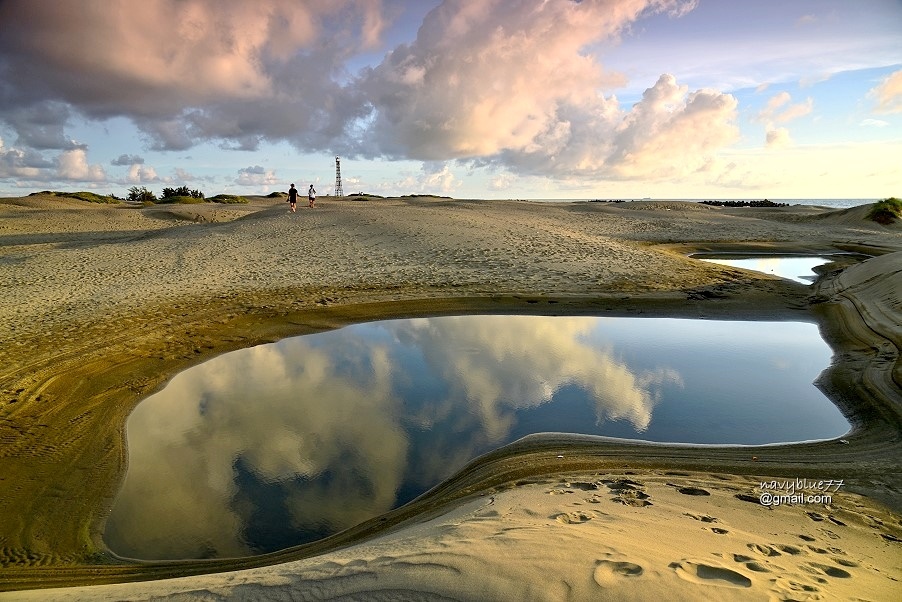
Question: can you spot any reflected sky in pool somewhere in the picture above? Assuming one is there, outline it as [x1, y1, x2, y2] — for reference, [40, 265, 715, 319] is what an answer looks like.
[698, 256, 835, 284]
[106, 315, 849, 560]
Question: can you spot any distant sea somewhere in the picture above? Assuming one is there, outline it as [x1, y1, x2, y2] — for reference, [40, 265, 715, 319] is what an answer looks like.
[527, 198, 877, 209]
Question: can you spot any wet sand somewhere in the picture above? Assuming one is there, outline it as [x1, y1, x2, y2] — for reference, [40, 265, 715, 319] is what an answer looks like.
[0, 194, 899, 599]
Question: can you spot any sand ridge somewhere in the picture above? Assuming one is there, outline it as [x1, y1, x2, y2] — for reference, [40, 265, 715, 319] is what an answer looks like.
[4, 472, 899, 601]
[0, 194, 900, 598]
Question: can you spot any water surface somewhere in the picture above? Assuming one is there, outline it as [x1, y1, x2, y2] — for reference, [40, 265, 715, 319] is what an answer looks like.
[698, 255, 837, 284]
[106, 315, 848, 560]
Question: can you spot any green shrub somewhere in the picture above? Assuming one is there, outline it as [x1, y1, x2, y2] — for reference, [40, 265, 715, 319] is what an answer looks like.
[127, 186, 157, 203]
[208, 194, 248, 204]
[71, 191, 119, 203]
[157, 195, 206, 204]
[162, 186, 204, 200]
[867, 197, 901, 224]
[265, 191, 286, 198]
[33, 191, 120, 203]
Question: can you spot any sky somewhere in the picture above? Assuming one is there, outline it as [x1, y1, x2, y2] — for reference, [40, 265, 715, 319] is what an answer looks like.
[0, 0, 900, 200]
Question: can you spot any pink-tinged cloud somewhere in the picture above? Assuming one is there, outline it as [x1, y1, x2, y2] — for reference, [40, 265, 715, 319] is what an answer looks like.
[765, 127, 792, 149]
[360, 0, 734, 179]
[0, 0, 387, 151]
[1, 0, 739, 182]
[758, 92, 813, 124]
[870, 69, 902, 114]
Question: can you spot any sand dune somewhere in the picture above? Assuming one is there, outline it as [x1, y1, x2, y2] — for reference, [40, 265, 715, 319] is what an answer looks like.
[0, 194, 899, 599]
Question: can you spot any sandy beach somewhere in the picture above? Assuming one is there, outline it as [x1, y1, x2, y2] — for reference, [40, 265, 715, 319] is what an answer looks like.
[0, 193, 900, 600]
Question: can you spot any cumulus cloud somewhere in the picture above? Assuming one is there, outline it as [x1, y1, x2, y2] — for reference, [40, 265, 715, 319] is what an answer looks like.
[869, 69, 902, 114]
[236, 164, 279, 187]
[1, 0, 737, 185]
[0, 138, 54, 178]
[56, 149, 106, 181]
[357, 0, 728, 180]
[126, 164, 160, 184]
[111, 154, 144, 166]
[0, 0, 387, 152]
[756, 91, 812, 149]
[765, 127, 792, 149]
[757, 92, 813, 124]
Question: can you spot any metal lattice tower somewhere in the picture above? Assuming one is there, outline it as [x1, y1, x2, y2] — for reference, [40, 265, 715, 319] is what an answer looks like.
[334, 155, 344, 197]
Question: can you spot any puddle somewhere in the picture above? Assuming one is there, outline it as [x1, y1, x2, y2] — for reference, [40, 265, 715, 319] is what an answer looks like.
[106, 315, 848, 560]
[695, 254, 867, 284]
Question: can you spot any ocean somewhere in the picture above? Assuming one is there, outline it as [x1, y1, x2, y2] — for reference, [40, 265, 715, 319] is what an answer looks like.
[527, 199, 877, 209]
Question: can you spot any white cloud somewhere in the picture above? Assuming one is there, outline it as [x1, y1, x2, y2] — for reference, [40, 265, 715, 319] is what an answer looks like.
[757, 92, 813, 124]
[126, 164, 160, 184]
[55, 149, 105, 181]
[0, 138, 51, 178]
[236, 165, 278, 187]
[111, 154, 144, 166]
[766, 127, 792, 149]
[859, 118, 889, 128]
[869, 69, 902, 114]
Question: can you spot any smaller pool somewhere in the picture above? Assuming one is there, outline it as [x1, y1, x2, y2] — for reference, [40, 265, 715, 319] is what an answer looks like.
[696, 255, 838, 284]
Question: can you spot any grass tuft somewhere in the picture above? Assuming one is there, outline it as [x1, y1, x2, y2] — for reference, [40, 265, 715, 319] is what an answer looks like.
[208, 194, 248, 204]
[33, 191, 121, 204]
[866, 197, 901, 224]
[156, 195, 206, 204]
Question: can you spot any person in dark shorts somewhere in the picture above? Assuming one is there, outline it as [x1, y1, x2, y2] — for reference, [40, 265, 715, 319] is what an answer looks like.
[287, 183, 298, 212]
[308, 184, 316, 208]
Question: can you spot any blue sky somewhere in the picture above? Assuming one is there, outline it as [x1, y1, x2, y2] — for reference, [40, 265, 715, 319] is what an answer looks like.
[1, 0, 900, 199]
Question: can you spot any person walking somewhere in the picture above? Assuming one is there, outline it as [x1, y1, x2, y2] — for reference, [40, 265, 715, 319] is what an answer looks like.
[287, 183, 299, 213]
[308, 184, 316, 208]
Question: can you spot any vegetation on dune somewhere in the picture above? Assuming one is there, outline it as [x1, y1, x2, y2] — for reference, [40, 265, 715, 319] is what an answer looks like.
[265, 191, 287, 198]
[348, 192, 384, 199]
[161, 186, 204, 200]
[30, 190, 121, 204]
[128, 185, 209, 204]
[208, 194, 248, 204]
[867, 197, 901, 224]
[127, 186, 157, 203]
[157, 195, 207, 204]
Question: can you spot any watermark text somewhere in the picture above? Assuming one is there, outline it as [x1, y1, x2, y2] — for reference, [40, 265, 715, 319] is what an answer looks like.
[757, 478, 842, 506]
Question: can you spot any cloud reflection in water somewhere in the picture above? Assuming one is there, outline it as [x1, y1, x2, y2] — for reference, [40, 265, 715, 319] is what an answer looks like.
[106, 315, 841, 560]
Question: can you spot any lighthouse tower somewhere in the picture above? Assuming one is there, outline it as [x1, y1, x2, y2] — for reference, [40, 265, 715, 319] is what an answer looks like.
[334, 156, 344, 197]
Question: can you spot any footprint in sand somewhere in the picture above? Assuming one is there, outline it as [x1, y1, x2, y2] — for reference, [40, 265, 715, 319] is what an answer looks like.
[684, 512, 718, 523]
[593, 559, 644, 586]
[600, 480, 653, 506]
[775, 544, 804, 555]
[613, 493, 652, 507]
[748, 543, 782, 557]
[669, 560, 752, 588]
[732, 554, 770, 573]
[734, 493, 761, 504]
[554, 511, 595, 525]
[808, 562, 852, 579]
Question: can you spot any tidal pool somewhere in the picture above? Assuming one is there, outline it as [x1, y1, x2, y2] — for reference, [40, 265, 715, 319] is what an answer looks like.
[696, 254, 841, 284]
[106, 315, 849, 560]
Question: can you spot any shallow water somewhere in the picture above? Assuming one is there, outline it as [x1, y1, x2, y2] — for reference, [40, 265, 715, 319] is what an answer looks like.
[697, 255, 839, 284]
[106, 315, 849, 560]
